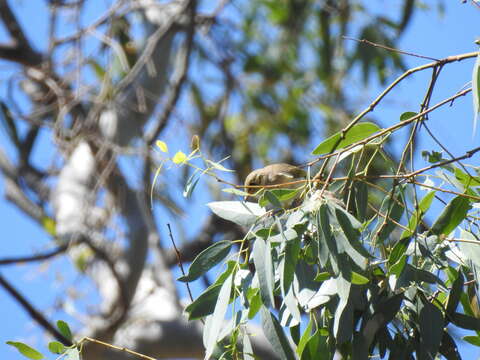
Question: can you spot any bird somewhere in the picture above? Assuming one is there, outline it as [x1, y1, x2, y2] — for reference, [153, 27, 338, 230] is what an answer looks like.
[244, 163, 307, 206]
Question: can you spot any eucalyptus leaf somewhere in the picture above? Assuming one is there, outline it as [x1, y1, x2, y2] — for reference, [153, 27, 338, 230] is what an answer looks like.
[178, 240, 232, 282]
[207, 201, 266, 227]
[312, 122, 381, 155]
[260, 306, 297, 360]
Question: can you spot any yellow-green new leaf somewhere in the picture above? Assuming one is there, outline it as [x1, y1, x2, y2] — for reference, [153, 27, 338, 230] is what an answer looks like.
[172, 151, 187, 164]
[156, 140, 168, 153]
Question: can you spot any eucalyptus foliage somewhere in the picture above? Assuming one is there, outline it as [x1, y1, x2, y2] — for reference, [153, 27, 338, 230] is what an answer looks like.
[184, 120, 480, 359]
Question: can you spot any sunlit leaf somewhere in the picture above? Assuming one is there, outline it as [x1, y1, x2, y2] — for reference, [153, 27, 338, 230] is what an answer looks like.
[207, 201, 266, 227]
[48, 341, 65, 355]
[172, 151, 187, 164]
[155, 140, 168, 153]
[312, 122, 381, 155]
[400, 111, 417, 121]
[6, 342, 44, 360]
[204, 274, 233, 359]
[57, 320, 73, 342]
[253, 237, 275, 308]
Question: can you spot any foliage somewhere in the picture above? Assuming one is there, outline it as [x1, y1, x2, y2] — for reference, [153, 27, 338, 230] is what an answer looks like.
[179, 56, 480, 359]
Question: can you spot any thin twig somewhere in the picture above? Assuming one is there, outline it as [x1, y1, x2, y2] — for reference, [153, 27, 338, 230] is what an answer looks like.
[343, 36, 440, 61]
[0, 244, 68, 265]
[80, 337, 157, 360]
[167, 223, 194, 303]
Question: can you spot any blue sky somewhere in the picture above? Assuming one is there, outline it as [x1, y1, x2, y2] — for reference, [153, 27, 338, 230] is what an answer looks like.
[1, 1, 480, 359]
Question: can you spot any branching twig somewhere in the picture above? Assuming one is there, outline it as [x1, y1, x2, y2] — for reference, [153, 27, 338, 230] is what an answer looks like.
[0, 244, 68, 265]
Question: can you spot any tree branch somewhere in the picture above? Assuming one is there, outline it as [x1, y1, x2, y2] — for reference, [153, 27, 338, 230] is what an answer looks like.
[0, 273, 73, 345]
[0, 0, 42, 65]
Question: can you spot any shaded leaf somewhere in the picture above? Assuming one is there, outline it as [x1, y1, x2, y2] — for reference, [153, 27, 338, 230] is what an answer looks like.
[57, 320, 73, 342]
[450, 312, 480, 330]
[178, 240, 232, 282]
[439, 332, 461, 360]
[185, 284, 222, 320]
[362, 293, 404, 347]
[430, 196, 470, 236]
[260, 306, 297, 360]
[446, 271, 464, 316]
[419, 301, 444, 358]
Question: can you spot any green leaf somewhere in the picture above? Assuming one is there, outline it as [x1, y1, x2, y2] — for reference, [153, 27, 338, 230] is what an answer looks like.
[204, 274, 233, 359]
[375, 191, 405, 243]
[260, 190, 283, 208]
[57, 320, 73, 342]
[314, 272, 331, 282]
[388, 237, 410, 267]
[400, 111, 417, 121]
[253, 237, 275, 308]
[454, 167, 480, 187]
[6, 342, 44, 360]
[351, 271, 369, 284]
[282, 237, 301, 293]
[311, 122, 381, 155]
[297, 318, 313, 357]
[401, 190, 435, 238]
[207, 201, 266, 227]
[48, 341, 65, 354]
[419, 301, 444, 358]
[430, 196, 471, 236]
[247, 289, 262, 319]
[86, 59, 106, 80]
[301, 329, 326, 360]
[261, 306, 297, 360]
[178, 240, 232, 282]
[446, 271, 464, 316]
[362, 293, 404, 347]
[463, 335, 480, 347]
[185, 262, 235, 320]
[472, 52, 480, 135]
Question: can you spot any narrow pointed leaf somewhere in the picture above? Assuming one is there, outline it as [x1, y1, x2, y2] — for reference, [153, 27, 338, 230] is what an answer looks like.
[312, 122, 381, 155]
[178, 240, 232, 282]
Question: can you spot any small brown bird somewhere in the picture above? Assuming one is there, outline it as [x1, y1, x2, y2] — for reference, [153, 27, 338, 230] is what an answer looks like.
[244, 163, 306, 202]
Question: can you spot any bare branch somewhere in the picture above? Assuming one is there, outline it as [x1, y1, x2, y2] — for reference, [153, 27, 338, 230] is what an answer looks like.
[0, 273, 73, 345]
[0, 244, 68, 265]
[0, 0, 42, 65]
